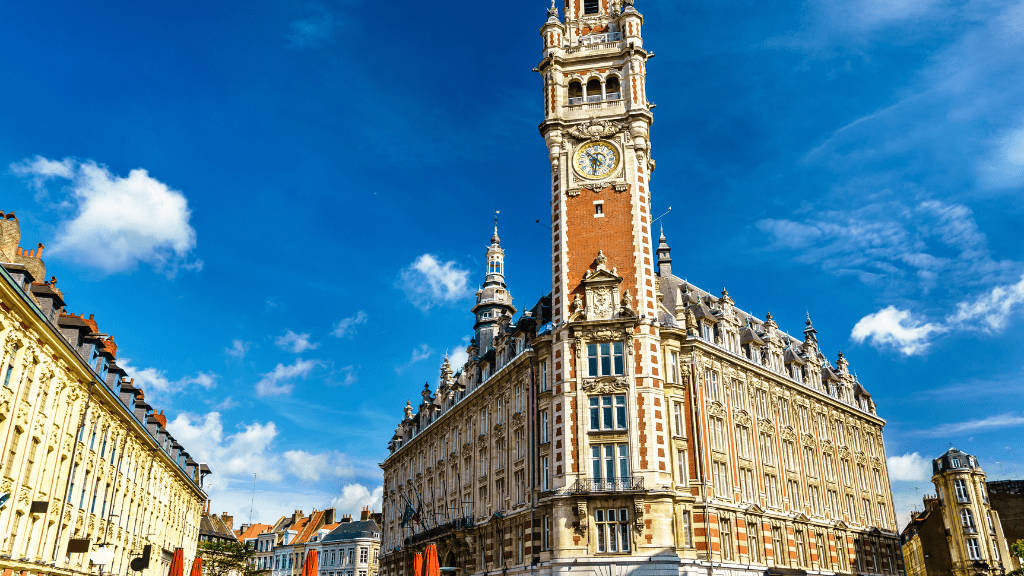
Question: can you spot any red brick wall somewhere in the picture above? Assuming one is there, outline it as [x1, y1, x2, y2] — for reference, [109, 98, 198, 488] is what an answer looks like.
[564, 186, 637, 304]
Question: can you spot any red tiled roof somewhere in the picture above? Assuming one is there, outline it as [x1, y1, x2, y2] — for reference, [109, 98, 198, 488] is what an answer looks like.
[294, 510, 326, 544]
[236, 523, 273, 541]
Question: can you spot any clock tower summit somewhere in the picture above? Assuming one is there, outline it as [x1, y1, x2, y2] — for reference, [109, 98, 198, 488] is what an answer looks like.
[538, 0, 655, 326]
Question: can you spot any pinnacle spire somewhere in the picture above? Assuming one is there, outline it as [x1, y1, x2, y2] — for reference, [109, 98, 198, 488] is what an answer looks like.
[491, 210, 501, 245]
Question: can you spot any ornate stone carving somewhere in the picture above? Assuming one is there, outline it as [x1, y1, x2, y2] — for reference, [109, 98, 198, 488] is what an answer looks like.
[511, 412, 525, 427]
[576, 501, 588, 534]
[461, 443, 473, 459]
[707, 401, 725, 417]
[568, 120, 624, 140]
[633, 497, 645, 532]
[581, 377, 628, 394]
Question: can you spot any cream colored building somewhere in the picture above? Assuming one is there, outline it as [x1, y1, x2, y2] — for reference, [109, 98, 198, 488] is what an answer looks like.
[0, 211, 208, 576]
[900, 449, 1014, 576]
[379, 2, 903, 576]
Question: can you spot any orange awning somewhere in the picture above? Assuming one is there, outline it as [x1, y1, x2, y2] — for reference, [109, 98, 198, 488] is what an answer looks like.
[423, 545, 440, 576]
[189, 556, 203, 576]
[413, 553, 423, 576]
[302, 550, 319, 576]
[167, 549, 185, 576]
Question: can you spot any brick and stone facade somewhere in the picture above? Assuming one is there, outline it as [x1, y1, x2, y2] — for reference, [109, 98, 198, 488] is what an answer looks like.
[379, 3, 903, 576]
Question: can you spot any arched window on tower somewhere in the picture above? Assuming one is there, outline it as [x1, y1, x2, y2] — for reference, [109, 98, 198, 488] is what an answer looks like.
[606, 77, 621, 100]
[584, 0, 599, 14]
[586, 79, 602, 103]
[568, 81, 583, 105]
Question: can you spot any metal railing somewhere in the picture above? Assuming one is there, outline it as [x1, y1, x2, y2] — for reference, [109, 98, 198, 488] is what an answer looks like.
[569, 476, 644, 493]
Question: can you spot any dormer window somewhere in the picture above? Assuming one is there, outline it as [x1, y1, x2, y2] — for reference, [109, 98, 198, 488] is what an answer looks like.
[952, 457, 961, 468]
[584, 0, 599, 14]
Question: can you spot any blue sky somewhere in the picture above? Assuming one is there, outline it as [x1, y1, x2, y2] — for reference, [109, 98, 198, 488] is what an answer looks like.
[1, 0, 1022, 528]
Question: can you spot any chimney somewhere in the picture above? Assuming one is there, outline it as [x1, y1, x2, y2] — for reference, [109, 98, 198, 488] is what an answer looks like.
[340, 514, 352, 523]
[222, 513, 234, 530]
[36, 243, 44, 258]
[153, 410, 168, 428]
[324, 508, 336, 525]
[360, 507, 370, 521]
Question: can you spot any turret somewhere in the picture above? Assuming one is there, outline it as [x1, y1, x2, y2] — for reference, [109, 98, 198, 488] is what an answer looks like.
[471, 219, 517, 352]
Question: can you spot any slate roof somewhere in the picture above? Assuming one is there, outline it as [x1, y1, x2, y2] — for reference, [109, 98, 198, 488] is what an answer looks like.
[320, 520, 380, 542]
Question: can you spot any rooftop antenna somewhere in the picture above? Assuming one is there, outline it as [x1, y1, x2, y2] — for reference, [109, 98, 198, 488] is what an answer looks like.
[1007, 446, 1018, 477]
[249, 473, 256, 524]
[652, 206, 672, 225]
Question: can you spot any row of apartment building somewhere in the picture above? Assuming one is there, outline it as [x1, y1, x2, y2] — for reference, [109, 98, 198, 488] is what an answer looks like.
[200, 507, 381, 576]
[0, 210, 209, 576]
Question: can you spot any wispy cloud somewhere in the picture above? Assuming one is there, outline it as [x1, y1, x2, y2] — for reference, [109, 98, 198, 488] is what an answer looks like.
[397, 254, 474, 310]
[10, 156, 202, 276]
[395, 344, 434, 375]
[910, 413, 1024, 437]
[288, 13, 346, 48]
[757, 199, 1020, 297]
[118, 357, 217, 405]
[331, 311, 368, 338]
[275, 330, 321, 354]
[852, 273, 1024, 355]
[225, 339, 250, 360]
[255, 358, 323, 397]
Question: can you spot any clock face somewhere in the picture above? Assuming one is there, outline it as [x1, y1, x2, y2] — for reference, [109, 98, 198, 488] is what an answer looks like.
[574, 141, 620, 179]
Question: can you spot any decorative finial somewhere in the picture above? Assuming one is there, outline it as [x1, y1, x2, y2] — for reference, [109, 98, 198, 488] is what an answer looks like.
[491, 209, 501, 244]
[806, 311, 813, 326]
[659, 223, 665, 241]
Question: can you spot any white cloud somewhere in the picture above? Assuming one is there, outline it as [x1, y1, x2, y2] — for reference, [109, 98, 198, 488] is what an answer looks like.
[10, 157, 201, 276]
[852, 273, 1024, 356]
[446, 336, 473, 373]
[329, 484, 384, 517]
[225, 339, 250, 360]
[275, 330, 321, 354]
[168, 412, 284, 484]
[851, 306, 946, 356]
[887, 452, 932, 482]
[395, 344, 434, 375]
[167, 412, 363, 492]
[334, 365, 359, 387]
[283, 450, 355, 482]
[118, 357, 217, 404]
[397, 254, 474, 310]
[911, 413, 1024, 437]
[255, 358, 322, 397]
[331, 311, 368, 338]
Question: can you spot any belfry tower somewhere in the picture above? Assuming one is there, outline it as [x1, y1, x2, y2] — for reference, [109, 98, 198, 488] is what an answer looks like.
[536, 0, 675, 507]
[538, 0, 655, 325]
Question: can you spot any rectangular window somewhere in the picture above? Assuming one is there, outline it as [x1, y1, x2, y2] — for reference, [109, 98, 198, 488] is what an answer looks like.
[670, 352, 679, 382]
[673, 401, 684, 437]
[739, 468, 755, 503]
[591, 444, 629, 481]
[710, 417, 726, 452]
[967, 538, 981, 560]
[594, 509, 630, 553]
[803, 446, 817, 476]
[749, 520, 761, 563]
[583, 0, 600, 15]
[783, 441, 796, 471]
[863, 498, 872, 524]
[732, 380, 746, 409]
[954, 479, 970, 502]
[764, 474, 779, 508]
[760, 433, 775, 466]
[587, 343, 624, 377]
[735, 425, 751, 460]
[772, 527, 786, 567]
[713, 461, 729, 497]
[359, 548, 368, 563]
[4, 428, 21, 478]
[543, 515, 551, 551]
[788, 479, 801, 510]
[682, 511, 692, 547]
[542, 456, 550, 491]
[754, 388, 768, 418]
[541, 411, 549, 443]
[721, 518, 733, 561]
[540, 361, 548, 391]
[589, 395, 627, 430]
[795, 530, 807, 566]
[677, 449, 687, 485]
[778, 399, 790, 427]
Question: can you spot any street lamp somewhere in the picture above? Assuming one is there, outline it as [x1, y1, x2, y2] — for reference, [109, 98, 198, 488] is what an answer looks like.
[93, 515, 120, 575]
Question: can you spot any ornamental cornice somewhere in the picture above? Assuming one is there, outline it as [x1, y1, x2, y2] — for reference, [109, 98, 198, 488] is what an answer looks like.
[581, 377, 628, 394]
[707, 401, 725, 418]
[733, 410, 752, 427]
[802, 433, 816, 447]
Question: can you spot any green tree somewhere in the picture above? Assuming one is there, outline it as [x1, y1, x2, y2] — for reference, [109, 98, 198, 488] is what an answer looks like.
[1009, 539, 1024, 576]
[197, 540, 268, 576]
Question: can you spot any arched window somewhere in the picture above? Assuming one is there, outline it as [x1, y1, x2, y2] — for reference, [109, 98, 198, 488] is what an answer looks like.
[960, 508, 975, 528]
[584, 0, 599, 14]
[606, 77, 621, 99]
[586, 79, 602, 102]
[568, 81, 583, 104]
